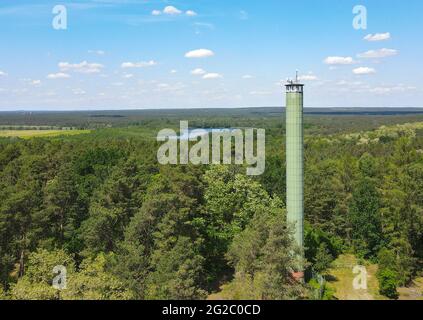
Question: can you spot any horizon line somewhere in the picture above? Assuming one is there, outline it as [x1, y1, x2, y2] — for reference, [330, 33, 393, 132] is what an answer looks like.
[1, 106, 423, 112]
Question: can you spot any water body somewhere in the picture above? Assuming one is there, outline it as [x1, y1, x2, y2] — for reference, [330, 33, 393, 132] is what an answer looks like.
[171, 128, 238, 140]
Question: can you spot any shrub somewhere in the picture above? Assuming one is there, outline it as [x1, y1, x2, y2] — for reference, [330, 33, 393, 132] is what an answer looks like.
[378, 269, 399, 299]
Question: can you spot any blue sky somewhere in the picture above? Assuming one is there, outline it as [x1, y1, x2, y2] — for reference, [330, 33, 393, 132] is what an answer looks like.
[0, 0, 422, 110]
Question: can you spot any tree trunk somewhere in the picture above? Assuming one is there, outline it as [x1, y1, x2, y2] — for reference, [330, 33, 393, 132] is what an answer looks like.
[18, 249, 25, 278]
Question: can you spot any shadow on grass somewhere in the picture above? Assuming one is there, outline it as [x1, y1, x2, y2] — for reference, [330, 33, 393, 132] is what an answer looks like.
[324, 274, 338, 282]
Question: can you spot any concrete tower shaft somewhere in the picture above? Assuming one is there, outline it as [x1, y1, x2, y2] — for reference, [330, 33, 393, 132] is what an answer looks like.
[285, 80, 304, 274]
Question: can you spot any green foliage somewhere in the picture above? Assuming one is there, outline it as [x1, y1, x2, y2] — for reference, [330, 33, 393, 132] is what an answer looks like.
[377, 248, 397, 271]
[305, 224, 340, 273]
[314, 243, 334, 274]
[378, 269, 399, 299]
[10, 278, 59, 300]
[108, 239, 149, 299]
[308, 278, 336, 300]
[0, 114, 422, 300]
[145, 237, 206, 300]
[10, 249, 74, 300]
[200, 165, 282, 283]
[226, 191, 305, 299]
[259, 154, 286, 199]
[376, 249, 400, 299]
[62, 254, 133, 300]
[80, 158, 155, 256]
[113, 165, 206, 299]
[359, 153, 378, 177]
[322, 285, 336, 300]
[304, 159, 349, 239]
[349, 177, 383, 259]
[0, 286, 9, 300]
[215, 272, 265, 300]
[39, 164, 80, 250]
[9, 249, 133, 300]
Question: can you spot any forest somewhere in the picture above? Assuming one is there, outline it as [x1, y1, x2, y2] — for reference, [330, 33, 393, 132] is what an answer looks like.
[0, 109, 422, 300]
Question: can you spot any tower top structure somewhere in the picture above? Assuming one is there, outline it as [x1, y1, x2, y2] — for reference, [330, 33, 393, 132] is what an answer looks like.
[285, 71, 304, 92]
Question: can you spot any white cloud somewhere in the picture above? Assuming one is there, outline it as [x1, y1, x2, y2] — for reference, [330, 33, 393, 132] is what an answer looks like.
[0, 71, 7, 76]
[336, 80, 363, 86]
[298, 74, 318, 81]
[121, 60, 157, 68]
[353, 67, 376, 75]
[242, 75, 254, 79]
[203, 73, 223, 79]
[170, 69, 177, 74]
[369, 85, 416, 95]
[123, 73, 134, 79]
[31, 80, 41, 86]
[47, 73, 70, 79]
[153, 7, 197, 16]
[324, 56, 355, 65]
[364, 33, 391, 42]
[59, 61, 104, 74]
[357, 48, 398, 58]
[185, 49, 214, 58]
[369, 87, 393, 95]
[191, 68, 206, 75]
[186, 10, 197, 16]
[154, 82, 186, 93]
[163, 6, 182, 15]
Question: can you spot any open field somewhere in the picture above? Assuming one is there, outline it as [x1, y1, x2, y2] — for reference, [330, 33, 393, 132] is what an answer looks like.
[326, 255, 383, 300]
[326, 255, 423, 300]
[0, 130, 91, 139]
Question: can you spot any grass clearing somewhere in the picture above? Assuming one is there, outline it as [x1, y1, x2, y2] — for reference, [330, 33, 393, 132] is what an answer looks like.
[0, 130, 91, 139]
[326, 254, 384, 300]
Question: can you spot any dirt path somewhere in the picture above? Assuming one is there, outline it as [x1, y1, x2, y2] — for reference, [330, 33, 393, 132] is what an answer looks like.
[398, 277, 423, 300]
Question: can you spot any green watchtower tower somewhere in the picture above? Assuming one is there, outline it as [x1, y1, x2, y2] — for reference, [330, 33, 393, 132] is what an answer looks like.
[285, 73, 304, 280]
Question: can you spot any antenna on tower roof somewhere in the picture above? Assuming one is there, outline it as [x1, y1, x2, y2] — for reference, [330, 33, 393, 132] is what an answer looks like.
[296, 70, 299, 83]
